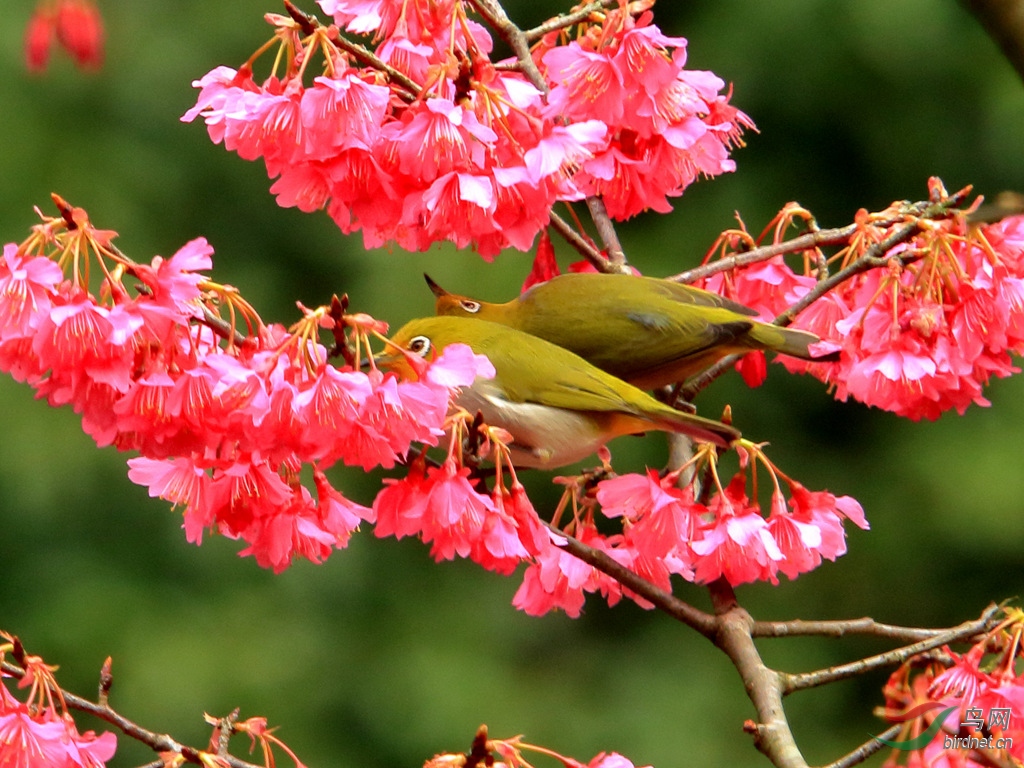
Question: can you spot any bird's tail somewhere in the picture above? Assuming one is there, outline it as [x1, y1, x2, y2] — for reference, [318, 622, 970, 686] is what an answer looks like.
[748, 323, 841, 363]
[649, 407, 740, 449]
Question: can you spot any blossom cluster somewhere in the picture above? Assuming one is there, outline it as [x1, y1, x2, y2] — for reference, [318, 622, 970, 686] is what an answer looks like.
[0, 202, 492, 572]
[182, 0, 751, 257]
[23, 0, 104, 72]
[599, 463, 867, 589]
[878, 610, 1024, 767]
[0, 685, 116, 768]
[1, 198, 868, 612]
[0, 637, 117, 768]
[0, 632, 315, 768]
[376, 432, 868, 617]
[701, 189, 1024, 419]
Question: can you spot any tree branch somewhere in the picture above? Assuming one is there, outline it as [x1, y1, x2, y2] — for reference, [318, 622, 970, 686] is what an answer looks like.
[779, 603, 1003, 694]
[547, 523, 718, 638]
[820, 724, 900, 768]
[466, 0, 549, 92]
[584, 197, 628, 270]
[961, 0, 1024, 84]
[467, 0, 625, 273]
[751, 607, 999, 641]
[550, 516, 1005, 768]
[679, 191, 970, 399]
[707, 581, 809, 768]
[670, 225, 858, 285]
[522, 0, 617, 41]
[669, 193, 967, 286]
[548, 209, 607, 268]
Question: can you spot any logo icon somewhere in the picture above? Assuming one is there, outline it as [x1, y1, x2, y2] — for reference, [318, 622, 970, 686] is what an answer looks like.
[874, 702, 959, 750]
[874, 702, 1013, 752]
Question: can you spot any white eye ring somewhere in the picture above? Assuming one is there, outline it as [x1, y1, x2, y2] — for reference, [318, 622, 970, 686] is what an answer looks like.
[460, 300, 481, 314]
[408, 335, 431, 357]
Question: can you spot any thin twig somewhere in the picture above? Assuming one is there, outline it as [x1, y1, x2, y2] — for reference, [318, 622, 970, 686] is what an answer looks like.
[547, 523, 718, 638]
[330, 32, 422, 99]
[466, 0, 549, 92]
[961, 0, 1024, 86]
[779, 603, 1003, 694]
[110, 243, 251, 347]
[468, 0, 630, 273]
[752, 612, 990, 642]
[669, 193, 967, 286]
[286, 1, 422, 98]
[585, 197, 628, 270]
[670, 225, 862, 284]
[774, 215, 927, 326]
[679, 194, 969, 399]
[548, 210, 606, 267]
[820, 723, 901, 768]
[970, 744, 1023, 768]
[523, 0, 617, 40]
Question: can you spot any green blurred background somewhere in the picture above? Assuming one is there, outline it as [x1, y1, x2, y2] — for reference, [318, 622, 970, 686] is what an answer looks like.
[2, 1, 1023, 766]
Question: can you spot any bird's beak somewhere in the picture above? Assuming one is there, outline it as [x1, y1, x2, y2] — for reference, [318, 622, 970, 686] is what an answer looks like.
[373, 338, 405, 370]
[373, 339, 424, 381]
[423, 273, 449, 299]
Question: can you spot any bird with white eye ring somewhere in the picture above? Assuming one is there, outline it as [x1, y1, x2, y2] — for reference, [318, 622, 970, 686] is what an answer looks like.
[377, 316, 739, 470]
[426, 272, 839, 389]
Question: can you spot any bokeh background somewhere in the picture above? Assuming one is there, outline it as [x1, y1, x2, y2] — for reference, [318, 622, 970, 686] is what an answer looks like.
[2, 1, 1023, 766]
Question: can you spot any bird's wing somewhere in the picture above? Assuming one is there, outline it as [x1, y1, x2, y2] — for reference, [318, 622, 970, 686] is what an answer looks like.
[621, 311, 753, 358]
[531, 370, 646, 414]
[652, 280, 760, 316]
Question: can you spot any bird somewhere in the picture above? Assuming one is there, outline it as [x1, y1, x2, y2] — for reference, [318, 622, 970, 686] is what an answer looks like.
[377, 316, 740, 469]
[426, 272, 838, 390]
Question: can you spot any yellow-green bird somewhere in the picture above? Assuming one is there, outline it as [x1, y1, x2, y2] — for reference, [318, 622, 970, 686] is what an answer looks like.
[427, 272, 837, 389]
[378, 316, 739, 469]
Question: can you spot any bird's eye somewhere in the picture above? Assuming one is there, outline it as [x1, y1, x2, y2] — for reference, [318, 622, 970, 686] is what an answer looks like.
[408, 336, 431, 357]
[460, 300, 481, 314]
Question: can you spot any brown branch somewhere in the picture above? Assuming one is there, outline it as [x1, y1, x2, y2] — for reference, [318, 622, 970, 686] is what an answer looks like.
[752, 611, 995, 642]
[547, 210, 607, 267]
[466, 0, 549, 92]
[550, 512, 1005, 768]
[670, 193, 968, 287]
[283, 1, 422, 98]
[329, 32, 422, 99]
[774, 216, 929, 326]
[547, 523, 717, 638]
[774, 191, 968, 323]
[679, 193, 969, 399]
[1, 660, 266, 768]
[820, 723, 901, 768]
[109, 243, 252, 347]
[670, 225, 862, 284]
[970, 744, 1023, 768]
[708, 581, 809, 768]
[466, 0, 629, 273]
[522, 0, 617, 40]
[585, 197, 628, 271]
[961, 0, 1024, 85]
[779, 603, 1003, 694]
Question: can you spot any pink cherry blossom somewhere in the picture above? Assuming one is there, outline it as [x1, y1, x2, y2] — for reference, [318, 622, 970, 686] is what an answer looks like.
[512, 523, 631, 617]
[0, 686, 117, 768]
[184, 3, 750, 255]
[0, 244, 64, 341]
[690, 489, 783, 586]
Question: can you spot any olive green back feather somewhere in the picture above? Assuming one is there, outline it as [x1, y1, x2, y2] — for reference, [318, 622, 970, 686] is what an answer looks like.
[389, 316, 739, 447]
[430, 272, 835, 388]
